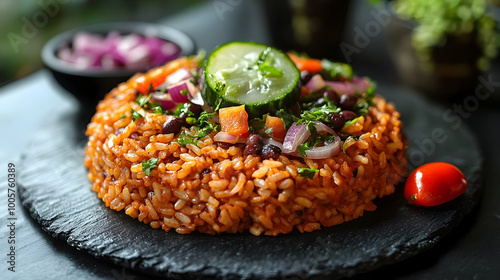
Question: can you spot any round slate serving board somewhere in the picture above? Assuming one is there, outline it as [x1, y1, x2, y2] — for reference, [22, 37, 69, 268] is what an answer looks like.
[18, 88, 483, 280]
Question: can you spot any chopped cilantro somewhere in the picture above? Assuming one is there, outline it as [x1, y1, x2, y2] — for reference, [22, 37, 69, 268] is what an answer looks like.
[180, 89, 188, 96]
[173, 103, 194, 117]
[298, 167, 319, 179]
[248, 115, 267, 133]
[342, 136, 359, 153]
[119, 114, 126, 120]
[321, 59, 353, 80]
[177, 110, 219, 146]
[131, 109, 143, 121]
[141, 158, 159, 176]
[342, 116, 362, 130]
[264, 127, 274, 137]
[297, 103, 340, 127]
[136, 94, 152, 107]
[298, 142, 312, 157]
[177, 130, 194, 146]
[136, 94, 166, 114]
[148, 83, 154, 91]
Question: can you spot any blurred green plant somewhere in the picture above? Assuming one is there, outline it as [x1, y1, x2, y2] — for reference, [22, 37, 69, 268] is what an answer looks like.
[391, 0, 500, 71]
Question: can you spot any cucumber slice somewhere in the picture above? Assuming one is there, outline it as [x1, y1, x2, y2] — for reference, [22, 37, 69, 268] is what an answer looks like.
[203, 41, 300, 118]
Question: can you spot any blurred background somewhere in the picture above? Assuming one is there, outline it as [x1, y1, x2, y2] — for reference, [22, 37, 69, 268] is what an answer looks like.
[1, 0, 499, 99]
[0, 0, 204, 86]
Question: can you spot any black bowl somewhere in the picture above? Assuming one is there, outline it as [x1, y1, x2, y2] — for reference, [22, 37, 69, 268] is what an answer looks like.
[41, 22, 196, 107]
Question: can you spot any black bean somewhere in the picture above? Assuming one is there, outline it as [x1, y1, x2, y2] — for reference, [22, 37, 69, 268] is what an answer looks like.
[216, 141, 234, 150]
[179, 103, 203, 120]
[328, 113, 345, 130]
[188, 103, 203, 118]
[300, 71, 313, 85]
[340, 110, 357, 121]
[322, 88, 340, 106]
[337, 131, 350, 141]
[201, 168, 211, 176]
[244, 134, 263, 156]
[259, 144, 281, 160]
[161, 117, 185, 134]
[339, 94, 357, 110]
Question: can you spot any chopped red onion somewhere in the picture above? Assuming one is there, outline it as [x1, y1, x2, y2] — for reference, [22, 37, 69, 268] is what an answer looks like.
[167, 82, 190, 103]
[325, 77, 371, 95]
[214, 132, 239, 144]
[151, 91, 175, 110]
[157, 68, 192, 89]
[282, 123, 311, 154]
[262, 137, 284, 150]
[325, 81, 354, 95]
[312, 121, 336, 136]
[305, 74, 325, 93]
[167, 80, 198, 103]
[304, 138, 343, 159]
[351, 77, 372, 92]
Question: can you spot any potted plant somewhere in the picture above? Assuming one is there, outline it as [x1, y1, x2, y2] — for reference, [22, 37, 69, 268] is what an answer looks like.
[385, 0, 500, 98]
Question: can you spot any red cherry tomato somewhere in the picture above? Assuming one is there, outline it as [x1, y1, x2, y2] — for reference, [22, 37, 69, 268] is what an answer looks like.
[404, 162, 467, 206]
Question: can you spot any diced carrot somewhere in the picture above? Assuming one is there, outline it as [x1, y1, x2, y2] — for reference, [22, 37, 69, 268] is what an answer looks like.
[133, 58, 186, 95]
[134, 75, 152, 95]
[287, 53, 323, 73]
[219, 105, 249, 136]
[148, 68, 168, 88]
[266, 115, 286, 142]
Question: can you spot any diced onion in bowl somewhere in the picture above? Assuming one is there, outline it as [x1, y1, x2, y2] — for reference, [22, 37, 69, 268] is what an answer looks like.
[57, 31, 181, 70]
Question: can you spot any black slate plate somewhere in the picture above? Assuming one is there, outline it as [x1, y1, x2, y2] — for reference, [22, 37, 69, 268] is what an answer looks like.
[18, 87, 483, 280]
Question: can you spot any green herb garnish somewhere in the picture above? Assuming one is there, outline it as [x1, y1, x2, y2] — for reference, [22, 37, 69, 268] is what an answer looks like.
[298, 167, 319, 179]
[178, 110, 220, 146]
[180, 89, 188, 96]
[131, 109, 143, 121]
[173, 103, 194, 117]
[342, 136, 359, 153]
[321, 59, 353, 80]
[298, 142, 312, 157]
[119, 114, 126, 120]
[276, 109, 297, 129]
[177, 130, 195, 146]
[342, 116, 362, 130]
[136, 94, 166, 114]
[141, 158, 159, 176]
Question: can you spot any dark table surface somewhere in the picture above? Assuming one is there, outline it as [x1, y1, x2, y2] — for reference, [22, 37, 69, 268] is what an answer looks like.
[1, 1, 500, 279]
